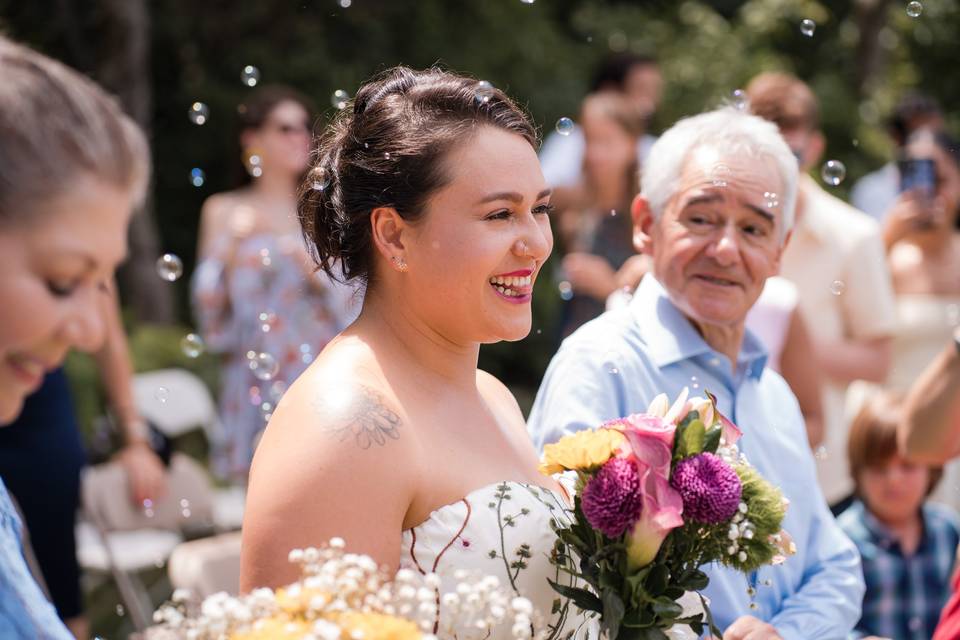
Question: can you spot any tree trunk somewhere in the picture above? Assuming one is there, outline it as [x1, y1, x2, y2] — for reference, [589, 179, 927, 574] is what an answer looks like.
[854, 0, 896, 95]
[95, 0, 175, 324]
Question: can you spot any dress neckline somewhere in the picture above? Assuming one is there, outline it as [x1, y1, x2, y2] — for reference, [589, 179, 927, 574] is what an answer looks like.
[403, 479, 568, 533]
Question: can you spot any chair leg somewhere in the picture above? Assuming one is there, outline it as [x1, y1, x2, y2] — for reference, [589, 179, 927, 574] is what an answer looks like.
[107, 565, 153, 631]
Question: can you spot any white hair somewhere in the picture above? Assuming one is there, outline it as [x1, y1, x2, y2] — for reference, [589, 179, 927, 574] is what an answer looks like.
[641, 107, 798, 241]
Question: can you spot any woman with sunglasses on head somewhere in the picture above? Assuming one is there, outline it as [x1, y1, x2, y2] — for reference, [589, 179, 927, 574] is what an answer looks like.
[0, 36, 149, 638]
[192, 86, 357, 482]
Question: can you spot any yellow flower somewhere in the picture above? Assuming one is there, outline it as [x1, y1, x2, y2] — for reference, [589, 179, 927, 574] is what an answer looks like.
[539, 428, 626, 475]
[336, 611, 423, 640]
[232, 616, 312, 639]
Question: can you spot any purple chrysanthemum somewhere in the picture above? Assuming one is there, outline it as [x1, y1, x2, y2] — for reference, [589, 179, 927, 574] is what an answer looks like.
[670, 453, 742, 524]
[581, 457, 644, 538]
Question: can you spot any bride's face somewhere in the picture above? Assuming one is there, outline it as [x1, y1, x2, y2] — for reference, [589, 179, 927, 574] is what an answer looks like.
[403, 126, 553, 344]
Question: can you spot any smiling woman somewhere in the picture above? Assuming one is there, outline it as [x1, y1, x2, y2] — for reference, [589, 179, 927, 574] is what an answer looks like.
[240, 67, 594, 638]
[0, 35, 149, 638]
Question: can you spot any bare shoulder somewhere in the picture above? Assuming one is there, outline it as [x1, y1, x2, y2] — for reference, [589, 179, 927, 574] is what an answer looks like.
[241, 342, 415, 589]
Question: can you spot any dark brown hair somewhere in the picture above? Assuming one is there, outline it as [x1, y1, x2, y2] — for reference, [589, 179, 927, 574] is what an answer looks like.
[745, 72, 820, 132]
[297, 66, 538, 287]
[0, 35, 149, 225]
[848, 391, 942, 497]
[237, 84, 317, 131]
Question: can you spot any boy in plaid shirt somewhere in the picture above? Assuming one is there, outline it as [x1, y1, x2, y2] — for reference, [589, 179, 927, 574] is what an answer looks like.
[838, 392, 960, 640]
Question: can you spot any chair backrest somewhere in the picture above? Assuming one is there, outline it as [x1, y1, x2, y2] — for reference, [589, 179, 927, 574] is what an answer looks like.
[132, 368, 223, 442]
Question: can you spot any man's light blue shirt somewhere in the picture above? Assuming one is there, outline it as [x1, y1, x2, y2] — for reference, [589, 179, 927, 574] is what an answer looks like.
[528, 276, 864, 640]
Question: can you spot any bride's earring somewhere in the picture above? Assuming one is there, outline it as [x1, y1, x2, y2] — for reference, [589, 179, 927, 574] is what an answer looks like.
[391, 256, 408, 272]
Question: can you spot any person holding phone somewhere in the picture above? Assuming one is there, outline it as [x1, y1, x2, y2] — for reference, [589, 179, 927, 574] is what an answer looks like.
[868, 127, 960, 512]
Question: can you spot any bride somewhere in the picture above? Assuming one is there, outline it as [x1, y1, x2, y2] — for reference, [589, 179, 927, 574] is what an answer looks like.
[241, 67, 586, 637]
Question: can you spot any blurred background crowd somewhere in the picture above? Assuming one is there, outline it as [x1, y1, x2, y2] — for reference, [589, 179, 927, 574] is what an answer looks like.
[2, 0, 960, 638]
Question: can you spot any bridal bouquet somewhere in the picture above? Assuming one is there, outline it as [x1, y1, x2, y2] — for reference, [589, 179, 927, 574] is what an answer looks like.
[540, 390, 792, 639]
[149, 538, 543, 640]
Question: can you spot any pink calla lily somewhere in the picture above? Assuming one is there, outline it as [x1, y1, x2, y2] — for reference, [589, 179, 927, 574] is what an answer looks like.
[617, 415, 685, 570]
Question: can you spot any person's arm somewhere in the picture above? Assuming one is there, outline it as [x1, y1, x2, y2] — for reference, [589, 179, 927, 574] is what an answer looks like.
[815, 229, 897, 385]
[778, 308, 824, 449]
[899, 327, 960, 464]
[812, 335, 892, 386]
[240, 376, 414, 591]
[94, 283, 167, 506]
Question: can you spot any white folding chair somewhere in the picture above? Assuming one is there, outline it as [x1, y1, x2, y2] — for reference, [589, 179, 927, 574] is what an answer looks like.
[131, 368, 245, 531]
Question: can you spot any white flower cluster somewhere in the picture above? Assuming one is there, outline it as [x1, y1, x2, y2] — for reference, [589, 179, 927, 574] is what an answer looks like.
[725, 502, 753, 562]
[148, 538, 541, 640]
[433, 569, 543, 640]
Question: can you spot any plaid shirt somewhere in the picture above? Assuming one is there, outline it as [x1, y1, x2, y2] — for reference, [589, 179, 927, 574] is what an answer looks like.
[839, 499, 960, 640]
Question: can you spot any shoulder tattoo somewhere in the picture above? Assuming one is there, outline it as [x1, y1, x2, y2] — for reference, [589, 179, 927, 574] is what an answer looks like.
[311, 384, 401, 450]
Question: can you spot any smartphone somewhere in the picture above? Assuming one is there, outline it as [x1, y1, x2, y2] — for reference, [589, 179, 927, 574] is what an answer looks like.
[898, 158, 936, 196]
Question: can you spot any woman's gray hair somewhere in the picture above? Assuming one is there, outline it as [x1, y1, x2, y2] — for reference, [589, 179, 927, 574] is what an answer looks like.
[640, 107, 798, 242]
[0, 36, 150, 225]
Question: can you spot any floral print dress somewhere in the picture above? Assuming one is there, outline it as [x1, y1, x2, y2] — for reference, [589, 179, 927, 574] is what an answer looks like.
[192, 232, 358, 480]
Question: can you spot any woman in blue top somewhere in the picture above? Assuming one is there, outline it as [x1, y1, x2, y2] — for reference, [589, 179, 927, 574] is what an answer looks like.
[0, 36, 150, 637]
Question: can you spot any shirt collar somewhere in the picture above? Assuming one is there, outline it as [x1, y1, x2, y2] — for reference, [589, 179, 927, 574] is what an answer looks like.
[629, 276, 768, 379]
[855, 499, 931, 553]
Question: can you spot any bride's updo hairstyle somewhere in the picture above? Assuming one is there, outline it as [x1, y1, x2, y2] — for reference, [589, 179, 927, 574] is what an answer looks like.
[298, 66, 537, 287]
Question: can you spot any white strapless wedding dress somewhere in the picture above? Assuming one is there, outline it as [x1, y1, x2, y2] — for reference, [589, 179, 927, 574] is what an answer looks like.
[400, 480, 596, 639]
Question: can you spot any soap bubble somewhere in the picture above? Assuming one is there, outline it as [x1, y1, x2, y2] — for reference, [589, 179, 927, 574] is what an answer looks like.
[558, 281, 573, 301]
[155, 387, 169, 404]
[830, 280, 846, 296]
[190, 168, 205, 188]
[241, 65, 260, 87]
[249, 352, 279, 381]
[474, 80, 495, 104]
[730, 89, 748, 111]
[555, 117, 575, 136]
[907, 1, 923, 18]
[311, 167, 331, 192]
[180, 333, 205, 358]
[821, 160, 847, 186]
[800, 19, 816, 37]
[331, 89, 350, 110]
[188, 101, 209, 125]
[711, 163, 732, 188]
[156, 253, 184, 282]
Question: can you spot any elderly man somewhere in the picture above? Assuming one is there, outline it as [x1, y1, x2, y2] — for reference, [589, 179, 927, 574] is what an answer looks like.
[528, 107, 864, 640]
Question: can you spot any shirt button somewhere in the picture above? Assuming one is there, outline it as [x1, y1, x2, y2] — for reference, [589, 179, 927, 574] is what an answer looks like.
[709, 357, 721, 368]
[909, 616, 923, 631]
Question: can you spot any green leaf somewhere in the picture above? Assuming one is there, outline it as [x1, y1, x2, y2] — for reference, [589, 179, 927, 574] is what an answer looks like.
[547, 579, 603, 613]
[664, 586, 685, 600]
[699, 592, 723, 638]
[651, 597, 683, 619]
[622, 608, 654, 628]
[703, 425, 722, 453]
[679, 419, 706, 457]
[645, 563, 670, 595]
[602, 589, 626, 639]
[678, 569, 709, 591]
